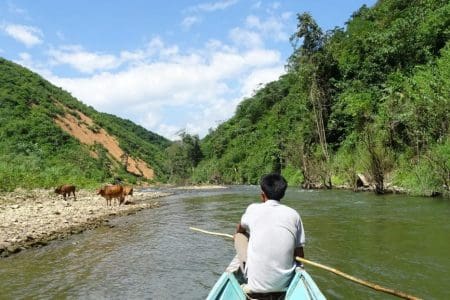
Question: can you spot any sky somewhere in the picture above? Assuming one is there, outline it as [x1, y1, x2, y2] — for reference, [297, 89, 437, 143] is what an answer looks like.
[0, 0, 377, 140]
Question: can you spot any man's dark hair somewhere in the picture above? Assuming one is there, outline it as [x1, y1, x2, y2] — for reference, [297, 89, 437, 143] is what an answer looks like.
[260, 173, 288, 200]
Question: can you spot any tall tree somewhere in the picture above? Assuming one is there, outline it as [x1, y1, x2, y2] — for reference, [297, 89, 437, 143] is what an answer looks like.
[289, 13, 333, 188]
[166, 132, 204, 183]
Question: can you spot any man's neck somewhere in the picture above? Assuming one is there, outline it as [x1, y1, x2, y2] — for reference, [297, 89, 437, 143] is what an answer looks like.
[261, 192, 281, 203]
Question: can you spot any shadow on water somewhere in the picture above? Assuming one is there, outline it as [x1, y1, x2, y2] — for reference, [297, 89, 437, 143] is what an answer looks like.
[0, 186, 448, 299]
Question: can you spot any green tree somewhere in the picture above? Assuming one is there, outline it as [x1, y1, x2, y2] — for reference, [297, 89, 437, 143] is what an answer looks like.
[289, 12, 337, 188]
[166, 132, 204, 183]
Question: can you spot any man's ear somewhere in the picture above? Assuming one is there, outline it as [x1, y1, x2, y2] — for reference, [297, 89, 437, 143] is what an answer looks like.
[260, 191, 268, 202]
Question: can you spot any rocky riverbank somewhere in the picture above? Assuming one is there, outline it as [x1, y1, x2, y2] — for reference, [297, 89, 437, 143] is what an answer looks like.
[0, 188, 172, 258]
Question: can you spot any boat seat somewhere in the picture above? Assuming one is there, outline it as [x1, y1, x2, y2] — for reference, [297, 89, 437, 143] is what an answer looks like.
[246, 291, 286, 300]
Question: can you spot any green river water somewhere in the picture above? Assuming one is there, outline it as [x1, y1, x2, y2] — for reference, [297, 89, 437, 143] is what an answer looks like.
[0, 186, 448, 299]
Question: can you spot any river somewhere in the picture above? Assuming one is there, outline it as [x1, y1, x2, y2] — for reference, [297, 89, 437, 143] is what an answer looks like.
[0, 186, 448, 299]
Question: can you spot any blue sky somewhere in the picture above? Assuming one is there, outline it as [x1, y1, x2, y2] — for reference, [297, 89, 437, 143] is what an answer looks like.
[0, 0, 376, 140]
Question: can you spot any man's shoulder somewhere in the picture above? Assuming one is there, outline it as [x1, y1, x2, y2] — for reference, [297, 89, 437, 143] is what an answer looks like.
[279, 203, 300, 218]
[245, 202, 261, 211]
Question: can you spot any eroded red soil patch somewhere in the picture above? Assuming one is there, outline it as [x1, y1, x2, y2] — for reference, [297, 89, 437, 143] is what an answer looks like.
[54, 109, 154, 179]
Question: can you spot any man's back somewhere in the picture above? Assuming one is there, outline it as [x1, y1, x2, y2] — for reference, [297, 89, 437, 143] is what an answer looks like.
[241, 200, 305, 293]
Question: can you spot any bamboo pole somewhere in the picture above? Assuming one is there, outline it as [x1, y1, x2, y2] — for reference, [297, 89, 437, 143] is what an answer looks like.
[295, 257, 422, 300]
[190, 227, 422, 300]
[190, 227, 234, 239]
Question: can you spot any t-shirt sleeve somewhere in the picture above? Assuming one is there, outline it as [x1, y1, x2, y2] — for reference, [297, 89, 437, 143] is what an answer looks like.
[240, 204, 256, 230]
[295, 216, 306, 248]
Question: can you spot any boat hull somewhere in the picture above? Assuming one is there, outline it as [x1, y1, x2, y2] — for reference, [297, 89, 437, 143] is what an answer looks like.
[207, 268, 326, 300]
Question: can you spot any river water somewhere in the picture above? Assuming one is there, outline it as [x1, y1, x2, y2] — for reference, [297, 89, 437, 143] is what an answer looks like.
[0, 186, 448, 299]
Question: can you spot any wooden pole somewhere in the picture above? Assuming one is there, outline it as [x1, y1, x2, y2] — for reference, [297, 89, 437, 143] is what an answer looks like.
[190, 227, 422, 300]
[190, 227, 234, 239]
[296, 257, 421, 300]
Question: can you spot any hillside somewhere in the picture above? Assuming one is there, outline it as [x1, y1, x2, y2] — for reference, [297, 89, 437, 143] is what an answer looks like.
[193, 0, 450, 196]
[0, 58, 171, 191]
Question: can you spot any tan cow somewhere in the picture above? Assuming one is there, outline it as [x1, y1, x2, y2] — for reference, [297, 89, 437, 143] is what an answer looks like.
[122, 186, 133, 204]
[123, 186, 133, 197]
[55, 184, 76, 200]
[97, 185, 124, 206]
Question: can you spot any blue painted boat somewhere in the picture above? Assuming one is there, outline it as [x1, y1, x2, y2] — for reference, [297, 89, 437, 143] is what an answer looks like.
[207, 262, 326, 300]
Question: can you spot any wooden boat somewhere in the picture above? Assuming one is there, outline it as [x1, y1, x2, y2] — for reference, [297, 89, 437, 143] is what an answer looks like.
[207, 259, 326, 300]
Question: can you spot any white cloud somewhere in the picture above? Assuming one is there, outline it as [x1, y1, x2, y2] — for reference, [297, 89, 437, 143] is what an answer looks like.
[155, 123, 183, 141]
[270, 2, 281, 10]
[7, 2, 28, 17]
[14, 52, 54, 78]
[48, 45, 121, 74]
[190, 0, 238, 12]
[18, 52, 32, 62]
[281, 12, 292, 20]
[227, 13, 291, 51]
[119, 49, 146, 62]
[141, 110, 163, 129]
[243, 49, 281, 66]
[187, 97, 241, 134]
[182, 16, 201, 30]
[240, 66, 284, 97]
[183, 0, 238, 35]
[46, 40, 181, 74]
[229, 27, 263, 49]
[2, 24, 43, 47]
[47, 37, 285, 139]
[245, 15, 288, 41]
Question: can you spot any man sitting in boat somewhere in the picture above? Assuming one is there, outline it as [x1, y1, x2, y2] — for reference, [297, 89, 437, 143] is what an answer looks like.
[234, 173, 305, 297]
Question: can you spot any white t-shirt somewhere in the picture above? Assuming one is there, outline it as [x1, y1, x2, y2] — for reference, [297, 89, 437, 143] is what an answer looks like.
[241, 199, 305, 293]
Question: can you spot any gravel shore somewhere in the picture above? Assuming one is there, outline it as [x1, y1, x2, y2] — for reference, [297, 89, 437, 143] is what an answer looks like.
[0, 188, 172, 258]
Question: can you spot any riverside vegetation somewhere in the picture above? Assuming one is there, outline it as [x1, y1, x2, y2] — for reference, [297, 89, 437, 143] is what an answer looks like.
[0, 0, 449, 198]
[190, 0, 450, 197]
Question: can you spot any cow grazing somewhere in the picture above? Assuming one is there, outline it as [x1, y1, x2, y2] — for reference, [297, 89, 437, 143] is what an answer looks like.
[54, 185, 76, 200]
[97, 185, 124, 206]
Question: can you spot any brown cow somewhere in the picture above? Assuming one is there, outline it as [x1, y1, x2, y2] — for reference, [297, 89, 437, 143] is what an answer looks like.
[123, 186, 133, 196]
[97, 185, 124, 206]
[122, 186, 134, 204]
[54, 185, 76, 200]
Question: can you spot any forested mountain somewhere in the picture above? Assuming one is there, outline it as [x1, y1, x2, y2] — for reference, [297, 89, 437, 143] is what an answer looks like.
[193, 0, 450, 196]
[0, 58, 171, 191]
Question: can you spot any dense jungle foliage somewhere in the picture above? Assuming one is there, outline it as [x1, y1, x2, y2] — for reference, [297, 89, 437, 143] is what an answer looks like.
[0, 58, 170, 191]
[192, 0, 450, 196]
